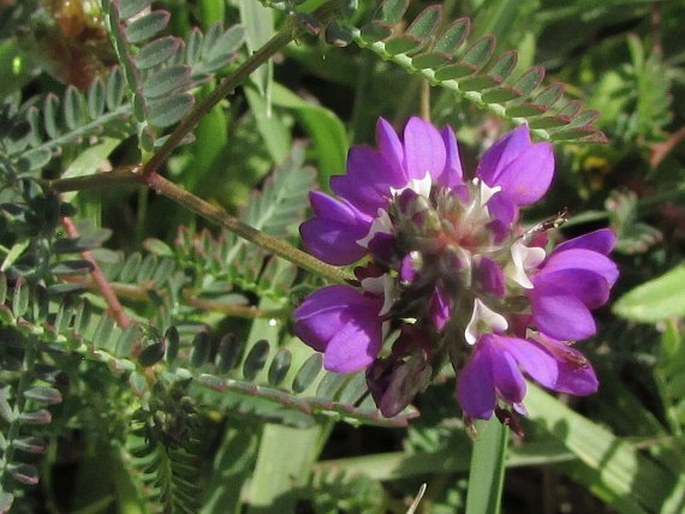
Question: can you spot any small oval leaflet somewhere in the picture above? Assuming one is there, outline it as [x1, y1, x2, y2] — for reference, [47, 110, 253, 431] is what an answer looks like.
[126, 11, 170, 45]
[268, 348, 292, 386]
[242, 340, 270, 381]
[292, 353, 322, 394]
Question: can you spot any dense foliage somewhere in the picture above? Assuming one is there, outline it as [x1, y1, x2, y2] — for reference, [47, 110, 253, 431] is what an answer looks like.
[0, 0, 683, 513]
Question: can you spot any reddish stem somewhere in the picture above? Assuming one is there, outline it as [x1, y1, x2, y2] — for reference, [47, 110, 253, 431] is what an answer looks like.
[61, 217, 132, 329]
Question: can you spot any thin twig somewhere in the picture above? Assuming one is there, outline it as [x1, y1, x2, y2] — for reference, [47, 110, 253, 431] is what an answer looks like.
[61, 217, 132, 329]
[140, 0, 345, 177]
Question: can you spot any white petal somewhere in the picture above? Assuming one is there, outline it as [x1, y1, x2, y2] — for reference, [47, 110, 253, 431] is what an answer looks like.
[507, 241, 546, 289]
[356, 208, 393, 248]
[390, 171, 433, 199]
[465, 298, 508, 345]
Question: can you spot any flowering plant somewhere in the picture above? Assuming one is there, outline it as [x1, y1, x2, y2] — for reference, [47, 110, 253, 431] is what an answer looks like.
[294, 117, 618, 425]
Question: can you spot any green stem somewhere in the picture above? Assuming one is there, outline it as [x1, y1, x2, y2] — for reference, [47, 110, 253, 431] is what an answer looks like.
[42, 169, 353, 285]
[143, 172, 353, 284]
[465, 418, 508, 514]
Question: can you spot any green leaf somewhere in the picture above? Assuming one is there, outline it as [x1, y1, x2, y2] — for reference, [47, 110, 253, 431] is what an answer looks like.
[267, 348, 292, 386]
[12, 279, 29, 318]
[527, 386, 678, 513]
[244, 85, 291, 164]
[246, 424, 324, 514]
[433, 17, 470, 55]
[216, 333, 243, 373]
[1, 238, 30, 272]
[139, 342, 165, 367]
[487, 50, 518, 82]
[118, 0, 150, 19]
[126, 11, 171, 44]
[532, 83, 564, 109]
[23, 386, 62, 405]
[105, 67, 126, 110]
[239, 0, 274, 98]
[61, 138, 121, 202]
[87, 78, 106, 119]
[16, 148, 51, 173]
[385, 35, 423, 56]
[292, 353, 323, 393]
[243, 339, 270, 380]
[63, 86, 85, 131]
[204, 25, 245, 64]
[118, 252, 142, 283]
[51, 260, 95, 276]
[271, 83, 348, 187]
[374, 0, 409, 25]
[465, 418, 507, 514]
[147, 93, 194, 127]
[511, 66, 545, 96]
[459, 35, 496, 71]
[191, 331, 211, 367]
[613, 264, 685, 322]
[143, 65, 192, 99]
[43, 94, 60, 139]
[404, 5, 442, 44]
[135, 37, 181, 69]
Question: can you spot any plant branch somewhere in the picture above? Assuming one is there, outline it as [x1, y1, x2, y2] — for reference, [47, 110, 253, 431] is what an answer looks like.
[43, 169, 353, 284]
[141, 0, 344, 177]
[142, 172, 353, 284]
[61, 217, 133, 330]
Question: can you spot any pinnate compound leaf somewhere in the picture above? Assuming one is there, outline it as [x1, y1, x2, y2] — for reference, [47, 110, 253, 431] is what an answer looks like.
[613, 265, 685, 323]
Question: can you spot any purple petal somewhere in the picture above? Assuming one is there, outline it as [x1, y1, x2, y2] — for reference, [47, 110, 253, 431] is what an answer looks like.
[534, 269, 610, 309]
[293, 285, 383, 373]
[542, 248, 619, 287]
[439, 125, 464, 187]
[331, 146, 400, 215]
[476, 257, 506, 297]
[403, 117, 447, 181]
[477, 125, 532, 185]
[367, 232, 397, 263]
[530, 287, 597, 340]
[498, 336, 559, 389]
[555, 229, 616, 255]
[376, 118, 405, 180]
[300, 192, 371, 266]
[536, 336, 599, 395]
[486, 194, 518, 225]
[489, 142, 554, 205]
[488, 336, 527, 404]
[457, 341, 496, 419]
[555, 355, 599, 395]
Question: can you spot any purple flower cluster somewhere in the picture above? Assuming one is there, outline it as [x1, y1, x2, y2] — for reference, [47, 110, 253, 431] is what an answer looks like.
[293, 117, 618, 423]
